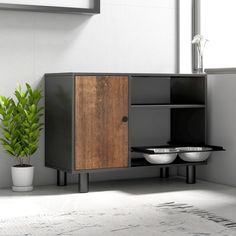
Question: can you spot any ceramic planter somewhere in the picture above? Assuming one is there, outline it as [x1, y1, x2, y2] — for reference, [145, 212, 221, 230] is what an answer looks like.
[11, 166, 34, 192]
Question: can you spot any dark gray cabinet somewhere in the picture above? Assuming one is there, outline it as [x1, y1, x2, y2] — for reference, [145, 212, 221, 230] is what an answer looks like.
[45, 73, 224, 192]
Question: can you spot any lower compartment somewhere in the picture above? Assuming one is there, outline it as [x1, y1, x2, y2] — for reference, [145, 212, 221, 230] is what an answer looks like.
[131, 156, 208, 167]
[131, 144, 225, 166]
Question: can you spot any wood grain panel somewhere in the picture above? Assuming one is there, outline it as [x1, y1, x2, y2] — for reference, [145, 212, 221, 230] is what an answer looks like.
[75, 76, 128, 170]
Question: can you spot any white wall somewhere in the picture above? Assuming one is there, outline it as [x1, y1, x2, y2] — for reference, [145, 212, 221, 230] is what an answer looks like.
[0, 0, 177, 188]
[197, 73, 236, 186]
[178, 73, 236, 186]
[191, 0, 236, 186]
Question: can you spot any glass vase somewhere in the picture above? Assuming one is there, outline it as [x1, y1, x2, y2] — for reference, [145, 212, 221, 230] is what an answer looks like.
[196, 49, 204, 73]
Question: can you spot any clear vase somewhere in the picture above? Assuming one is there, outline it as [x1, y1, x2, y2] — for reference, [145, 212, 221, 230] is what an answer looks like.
[196, 50, 204, 73]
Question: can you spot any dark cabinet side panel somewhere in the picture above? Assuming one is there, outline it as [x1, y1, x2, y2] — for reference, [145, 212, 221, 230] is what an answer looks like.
[75, 76, 128, 170]
[45, 75, 74, 171]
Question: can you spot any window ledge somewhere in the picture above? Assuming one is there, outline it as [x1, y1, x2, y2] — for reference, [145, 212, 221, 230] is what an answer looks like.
[205, 68, 236, 75]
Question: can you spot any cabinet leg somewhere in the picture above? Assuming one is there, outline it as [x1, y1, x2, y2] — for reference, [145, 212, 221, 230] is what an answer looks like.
[79, 173, 89, 193]
[160, 167, 169, 178]
[186, 165, 196, 184]
[57, 170, 67, 186]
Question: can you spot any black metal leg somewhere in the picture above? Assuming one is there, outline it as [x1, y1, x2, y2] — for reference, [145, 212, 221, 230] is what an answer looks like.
[79, 173, 89, 193]
[57, 170, 67, 186]
[186, 165, 196, 184]
[160, 167, 169, 178]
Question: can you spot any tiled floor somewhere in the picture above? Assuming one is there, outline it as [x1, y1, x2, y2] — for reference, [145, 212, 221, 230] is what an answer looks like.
[0, 177, 236, 235]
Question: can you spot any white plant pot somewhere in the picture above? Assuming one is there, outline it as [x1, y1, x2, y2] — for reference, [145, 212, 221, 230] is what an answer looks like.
[11, 166, 34, 192]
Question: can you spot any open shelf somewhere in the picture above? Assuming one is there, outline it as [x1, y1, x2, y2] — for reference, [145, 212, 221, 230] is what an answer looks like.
[131, 76, 171, 105]
[130, 75, 206, 106]
[130, 109, 170, 148]
[130, 75, 209, 166]
[130, 144, 225, 168]
[131, 104, 206, 109]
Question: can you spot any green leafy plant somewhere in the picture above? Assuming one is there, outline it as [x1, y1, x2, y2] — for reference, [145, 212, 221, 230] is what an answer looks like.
[0, 83, 43, 167]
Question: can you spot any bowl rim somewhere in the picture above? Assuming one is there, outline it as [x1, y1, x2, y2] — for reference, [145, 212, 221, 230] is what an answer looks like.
[176, 147, 213, 152]
[147, 148, 179, 154]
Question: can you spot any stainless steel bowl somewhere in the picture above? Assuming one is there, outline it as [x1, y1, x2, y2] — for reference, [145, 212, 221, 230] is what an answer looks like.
[143, 148, 178, 164]
[177, 147, 213, 162]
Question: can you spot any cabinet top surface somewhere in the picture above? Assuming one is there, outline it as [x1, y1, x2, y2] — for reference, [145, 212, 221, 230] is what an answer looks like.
[45, 72, 207, 78]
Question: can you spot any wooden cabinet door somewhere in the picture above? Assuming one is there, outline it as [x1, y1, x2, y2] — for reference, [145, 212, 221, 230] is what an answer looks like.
[75, 76, 128, 170]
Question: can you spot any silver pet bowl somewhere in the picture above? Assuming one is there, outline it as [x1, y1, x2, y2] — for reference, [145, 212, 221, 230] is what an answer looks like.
[143, 148, 178, 164]
[177, 147, 213, 162]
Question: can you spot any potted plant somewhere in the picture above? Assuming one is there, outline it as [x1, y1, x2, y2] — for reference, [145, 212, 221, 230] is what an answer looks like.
[0, 83, 43, 191]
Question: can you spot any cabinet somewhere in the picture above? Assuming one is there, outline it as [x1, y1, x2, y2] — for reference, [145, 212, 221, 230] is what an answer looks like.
[45, 73, 224, 192]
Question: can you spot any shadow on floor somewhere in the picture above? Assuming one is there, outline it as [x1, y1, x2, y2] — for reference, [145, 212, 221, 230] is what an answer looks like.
[0, 177, 208, 197]
[88, 177, 202, 194]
